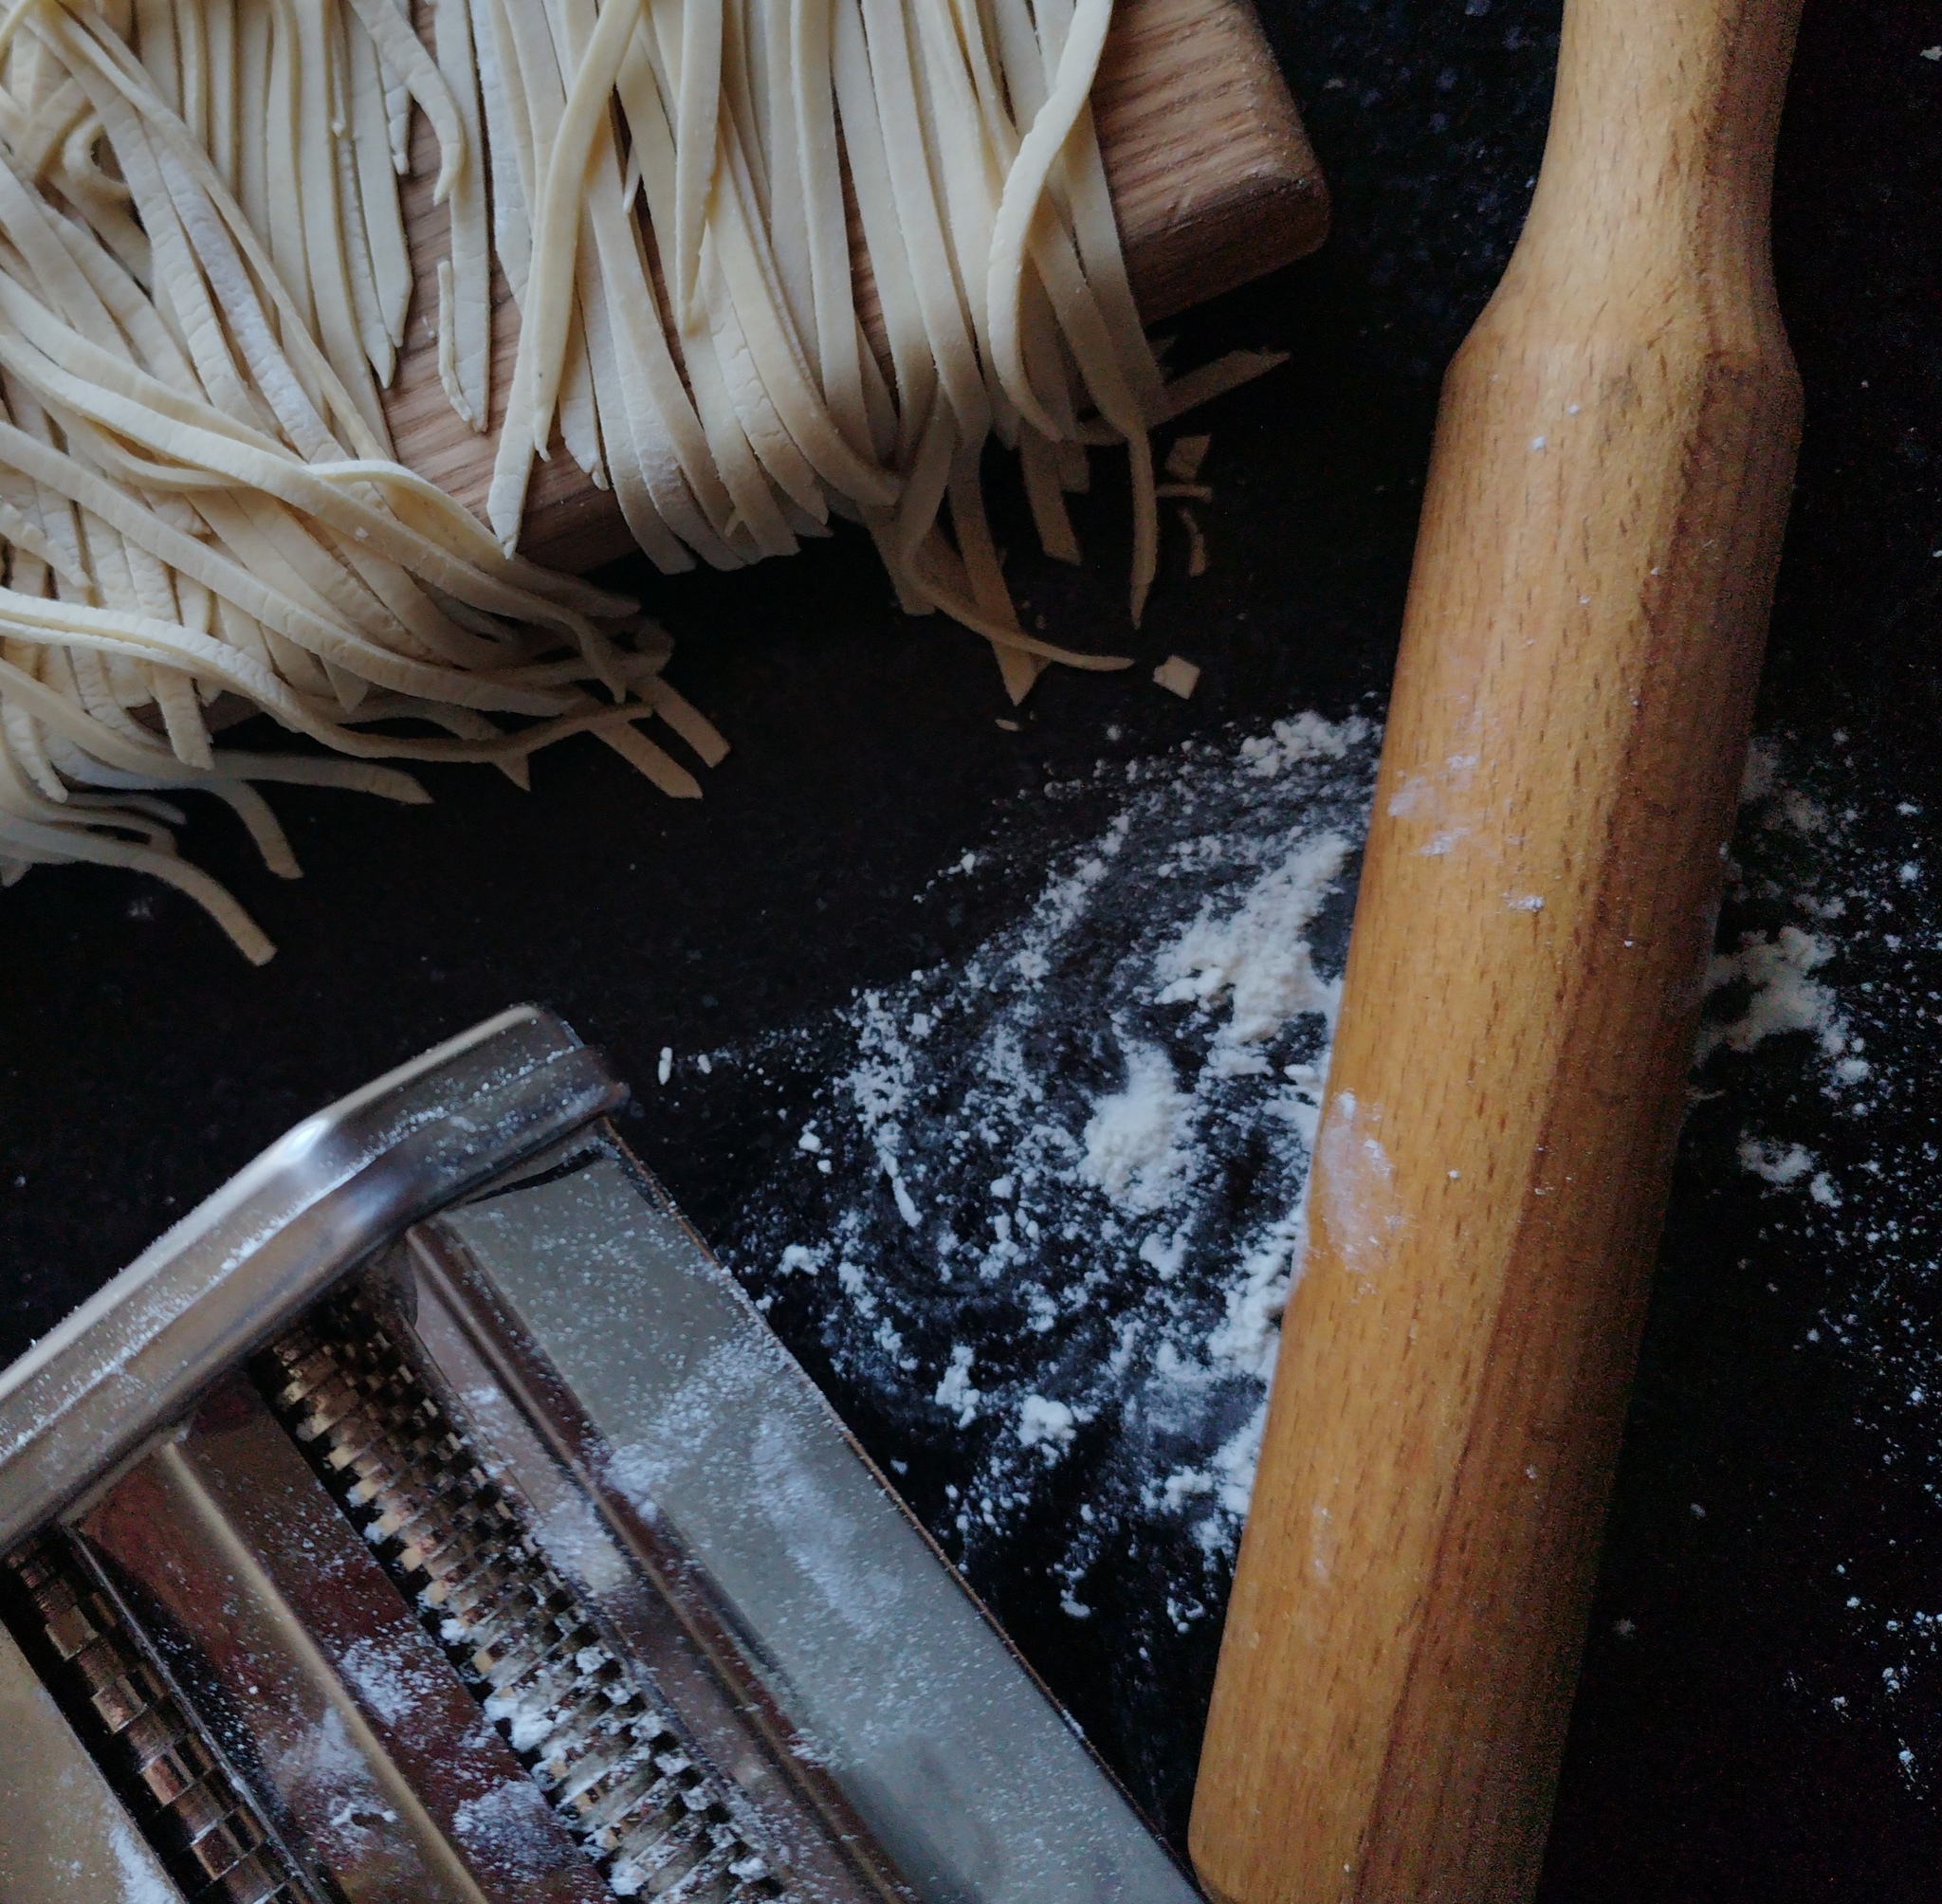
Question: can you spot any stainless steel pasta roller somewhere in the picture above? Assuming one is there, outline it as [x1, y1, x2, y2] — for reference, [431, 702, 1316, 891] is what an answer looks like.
[0, 1005, 1195, 1904]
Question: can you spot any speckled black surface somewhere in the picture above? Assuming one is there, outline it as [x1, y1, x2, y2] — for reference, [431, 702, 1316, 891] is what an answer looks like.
[4, 2, 1940, 1895]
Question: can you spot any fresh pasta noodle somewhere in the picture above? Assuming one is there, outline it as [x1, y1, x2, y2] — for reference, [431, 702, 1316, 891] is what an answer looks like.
[0, 0, 1281, 961]
[0, 0, 711, 961]
[479, 0, 1272, 661]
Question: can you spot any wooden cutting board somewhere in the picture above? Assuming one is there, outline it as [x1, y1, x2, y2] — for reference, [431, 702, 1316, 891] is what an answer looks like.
[381, 0, 1328, 571]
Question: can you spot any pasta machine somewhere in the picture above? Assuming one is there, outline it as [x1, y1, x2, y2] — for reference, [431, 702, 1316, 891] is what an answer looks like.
[0, 1006, 1196, 1904]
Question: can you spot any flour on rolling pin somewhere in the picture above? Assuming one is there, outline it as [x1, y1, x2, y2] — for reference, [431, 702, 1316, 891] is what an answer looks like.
[381, 0, 1328, 572]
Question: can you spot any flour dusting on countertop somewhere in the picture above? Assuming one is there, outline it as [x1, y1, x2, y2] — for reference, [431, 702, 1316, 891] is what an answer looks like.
[678, 715, 1940, 1796]
[698, 713, 1379, 1631]
[1677, 732, 1941, 1786]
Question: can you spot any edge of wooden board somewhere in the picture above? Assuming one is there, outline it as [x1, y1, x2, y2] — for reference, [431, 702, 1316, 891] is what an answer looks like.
[1101, 0, 1328, 322]
[381, 0, 1328, 572]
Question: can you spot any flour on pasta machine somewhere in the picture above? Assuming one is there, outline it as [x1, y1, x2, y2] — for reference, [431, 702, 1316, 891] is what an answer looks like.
[0, 1007, 1194, 1904]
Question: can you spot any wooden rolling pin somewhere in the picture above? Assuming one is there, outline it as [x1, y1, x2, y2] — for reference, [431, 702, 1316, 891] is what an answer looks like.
[1188, 3, 1804, 1900]
[383, 0, 1327, 570]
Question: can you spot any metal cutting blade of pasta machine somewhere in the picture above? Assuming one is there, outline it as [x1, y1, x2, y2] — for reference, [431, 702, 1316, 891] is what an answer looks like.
[0, 1006, 1197, 1904]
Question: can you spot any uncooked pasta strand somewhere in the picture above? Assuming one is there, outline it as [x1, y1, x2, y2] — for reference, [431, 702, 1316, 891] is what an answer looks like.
[1154, 349, 1292, 423]
[489, 0, 602, 477]
[0, 794, 279, 960]
[347, 19, 411, 351]
[56, 9, 400, 455]
[788, 0, 867, 459]
[467, 0, 528, 293]
[379, 0, 410, 167]
[710, 130, 894, 507]
[753, 0, 810, 348]
[0, 419, 567, 712]
[580, 137, 738, 567]
[131, 0, 177, 112]
[9, 72, 82, 176]
[613, 22, 772, 547]
[204, 0, 234, 190]
[612, 26, 797, 558]
[948, 442, 1040, 702]
[827, 0, 930, 459]
[288, 0, 388, 442]
[852, 0, 985, 440]
[257, 0, 310, 332]
[986, 0, 1109, 439]
[681, 243, 803, 557]
[340, 0, 463, 203]
[431, 0, 487, 426]
[520, 0, 639, 447]
[174, 0, 203, 147]
[1019, 423, 1079, 565]
[232, 0, 268, 235]
[907, 0, 1004, 412]
[662, 0, 719, 320]
[333, 24, 394, 384]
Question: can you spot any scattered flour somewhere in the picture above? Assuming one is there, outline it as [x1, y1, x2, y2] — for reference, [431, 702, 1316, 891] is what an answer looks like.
[270, 1705, 401, 1855]
[105, 1810, 178, 1904]
[1673, 732, 1942, 1793]
[935, 1345, 981, 1425]
[710, 713, 1380, 1634]
[1737, 1136, 1817, 1187]
[1697, 737, 1872, 1088]
[1079, 1046, 1194, 1211]
[681, 717, 1935, 1808]
[1018, 1394, 1080, 1455]
[449, 1779, 567, 1885]
[694, 719, 1935, 1803]
[336, 1635, 447, 1730]
[1699, 924, 1864, 1075]
[1155, 833, 1347, 1073]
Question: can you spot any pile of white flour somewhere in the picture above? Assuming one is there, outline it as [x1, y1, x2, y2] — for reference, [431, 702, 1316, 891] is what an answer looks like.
[704, 712, 1380, 1631]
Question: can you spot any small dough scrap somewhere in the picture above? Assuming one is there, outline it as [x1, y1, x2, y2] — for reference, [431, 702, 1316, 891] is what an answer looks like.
[1165, 433, 1211, 482]
[1153, 653, 1201, 700]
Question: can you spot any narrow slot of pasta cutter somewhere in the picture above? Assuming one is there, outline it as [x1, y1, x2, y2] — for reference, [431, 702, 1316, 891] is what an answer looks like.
[73, 1369, 610, 1904]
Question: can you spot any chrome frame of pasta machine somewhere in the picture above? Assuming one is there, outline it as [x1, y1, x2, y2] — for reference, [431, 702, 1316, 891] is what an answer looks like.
[0, 1005, 1198, 1904]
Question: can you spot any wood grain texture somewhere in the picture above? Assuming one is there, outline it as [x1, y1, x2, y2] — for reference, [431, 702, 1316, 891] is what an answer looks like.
[1187, 4, 1805, 1900]
[378, 0, 1326, 570]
